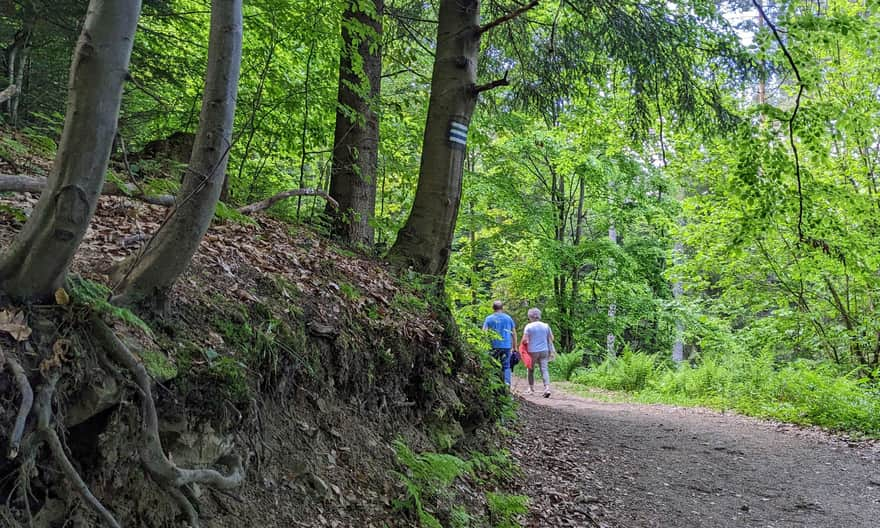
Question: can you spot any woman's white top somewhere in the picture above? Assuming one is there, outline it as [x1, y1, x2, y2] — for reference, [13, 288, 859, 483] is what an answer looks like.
[524, 321, 552, 353]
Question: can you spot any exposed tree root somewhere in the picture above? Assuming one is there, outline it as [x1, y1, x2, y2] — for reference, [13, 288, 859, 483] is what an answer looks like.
[34, 372, 122, 528]
[2, 353, 33, 460]
[91, 315, 244, 527]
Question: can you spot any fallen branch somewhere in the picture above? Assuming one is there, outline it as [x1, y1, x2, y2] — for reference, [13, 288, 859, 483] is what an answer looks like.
[0, 174, 175, 207]
[0, 85, 17, 105]
[478, 0, 539, 35]
[237, 188, 338, 215]
[0, 174, 335, 217]
[3, 354, 33, 460]
[92, 315, 244, 527]
[35, 373, 121, 528]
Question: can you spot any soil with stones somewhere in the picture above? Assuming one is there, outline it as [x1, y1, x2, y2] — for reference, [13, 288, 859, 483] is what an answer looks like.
[509, 379, 880, 528]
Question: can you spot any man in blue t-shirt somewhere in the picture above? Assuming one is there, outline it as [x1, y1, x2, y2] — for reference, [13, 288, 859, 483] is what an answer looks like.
[482, 301, 517, 389]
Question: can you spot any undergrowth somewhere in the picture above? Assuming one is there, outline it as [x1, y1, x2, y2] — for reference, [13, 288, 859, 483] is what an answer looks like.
[566, 349, 880, 436]
[392, 440, 528, 528]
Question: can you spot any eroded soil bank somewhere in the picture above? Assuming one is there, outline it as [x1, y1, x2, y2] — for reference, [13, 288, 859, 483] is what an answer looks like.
[510, 379, 880, 528]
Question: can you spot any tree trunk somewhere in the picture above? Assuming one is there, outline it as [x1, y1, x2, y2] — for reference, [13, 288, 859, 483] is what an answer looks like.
[0, 0, 141, 303]
[607, 221, 617, 357]
[388, 0, 481, 277]
[325, 0, 383, 246]
[112, 0, 242, 311]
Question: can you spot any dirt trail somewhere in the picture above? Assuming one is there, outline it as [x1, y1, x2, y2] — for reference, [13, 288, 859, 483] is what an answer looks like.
[509, 379, 880, 528]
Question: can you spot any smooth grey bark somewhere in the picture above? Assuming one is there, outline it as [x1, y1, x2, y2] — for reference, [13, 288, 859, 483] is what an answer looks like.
[326, 0, 383, 246]
[5, 9, 33, 126]
[388, 0, 481, 277]
[607, 221, 617, 357]
[0, 0, 141, 303]
[113, 0, 242, 311]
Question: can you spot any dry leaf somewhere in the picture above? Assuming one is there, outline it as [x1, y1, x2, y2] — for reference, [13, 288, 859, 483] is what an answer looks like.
[0, 310, 32, 342]
[54, 287, 70, 305]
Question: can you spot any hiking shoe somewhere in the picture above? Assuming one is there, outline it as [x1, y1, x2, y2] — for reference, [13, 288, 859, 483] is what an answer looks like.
[543, 390, 551, 398]
[524, 388, 534, 395]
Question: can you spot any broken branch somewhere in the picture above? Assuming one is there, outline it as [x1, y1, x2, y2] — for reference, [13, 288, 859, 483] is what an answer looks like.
[0, 85, 17, 105]
[237, 188, 338, 215]
[473, 70, 510, 95]
[0, 174, 175, 207]
[3, 354, 32, 460]
[478, 0, 539, 35]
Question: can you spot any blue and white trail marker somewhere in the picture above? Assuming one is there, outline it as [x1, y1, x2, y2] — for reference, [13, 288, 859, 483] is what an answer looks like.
[448, 121, 468, 149]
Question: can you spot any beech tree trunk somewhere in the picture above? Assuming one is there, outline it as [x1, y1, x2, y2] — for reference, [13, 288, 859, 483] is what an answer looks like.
[0, 0, 141, 303]
[5, 8, 33, 126]
[325, 0, 383, 246]
[388, 0, 481, 277]
[112, 0, 242, 311]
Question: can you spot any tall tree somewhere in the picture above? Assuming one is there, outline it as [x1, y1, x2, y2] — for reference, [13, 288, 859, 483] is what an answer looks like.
[389, 0, 536, 277]
[113, 0, 243, 311]
[0, 0, 142, 302]
[325, 0, 383, 246]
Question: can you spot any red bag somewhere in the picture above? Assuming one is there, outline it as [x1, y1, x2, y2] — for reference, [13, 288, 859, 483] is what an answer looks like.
[518, 339, 532, 369]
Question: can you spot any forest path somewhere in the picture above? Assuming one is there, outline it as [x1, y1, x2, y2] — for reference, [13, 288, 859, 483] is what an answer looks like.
[509, 378, 880, 528]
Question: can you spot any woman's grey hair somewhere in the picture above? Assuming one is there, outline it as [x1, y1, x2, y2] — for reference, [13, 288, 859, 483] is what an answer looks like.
[527, 308, 541, 320]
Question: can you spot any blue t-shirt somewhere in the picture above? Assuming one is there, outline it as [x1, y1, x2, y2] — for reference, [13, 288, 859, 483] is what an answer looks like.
[483, 312, 516, 349]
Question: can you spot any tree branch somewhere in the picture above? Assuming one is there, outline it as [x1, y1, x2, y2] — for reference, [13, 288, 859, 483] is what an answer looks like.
[473, 70, 510, 95]
[0, 85, 17, 105]
[752, 0, 805, 241]
[237, 188, 338, 215]
[0, 174, 175, 207]
[478, 0, 539, 36]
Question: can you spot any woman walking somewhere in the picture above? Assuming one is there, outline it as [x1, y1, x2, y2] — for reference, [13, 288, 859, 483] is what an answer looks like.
[522, 307, 554, 398]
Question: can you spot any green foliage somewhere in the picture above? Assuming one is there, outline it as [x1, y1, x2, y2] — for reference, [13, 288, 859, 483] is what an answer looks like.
[548, 351, 586, 382]
[392, 439, 473, 528]
[214, 201, 257, 225]
[0, 203, 26, 222]
[0, 135, 28, 160]
[485, 491, 529, 528]
[569, 350, 880, 436]
[571, 348, 657, 392]
[393, 441, 528, 528]
[140, 349, 179, 381]
[21, 129, 57, 155]
[206, 356, 250, 402]
[67, 276, 153, 337]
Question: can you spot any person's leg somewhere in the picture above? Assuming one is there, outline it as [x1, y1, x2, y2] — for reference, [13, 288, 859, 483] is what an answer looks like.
[500, 348, 512, 387]
[540, 354, 551, 396]
[527, 366, 534, 393]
